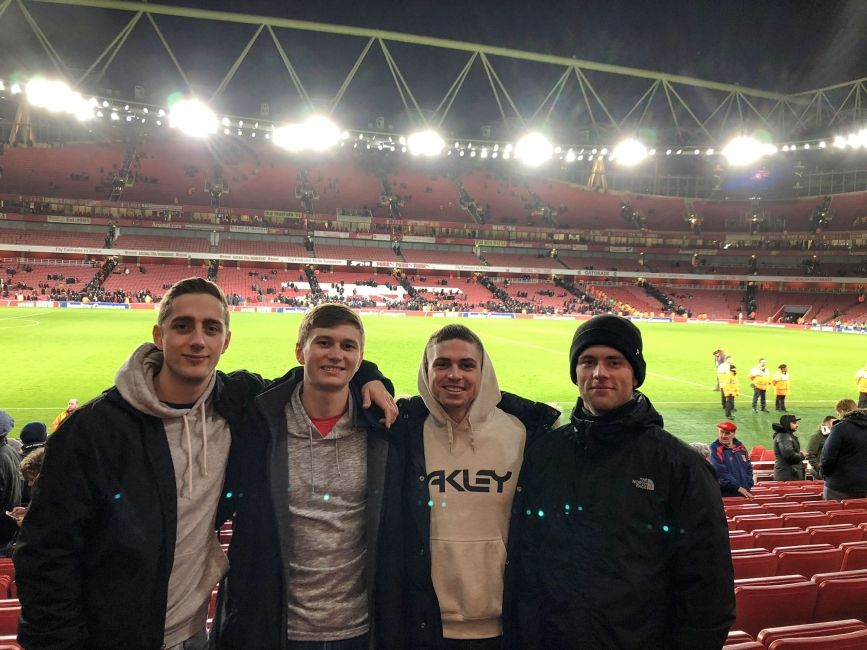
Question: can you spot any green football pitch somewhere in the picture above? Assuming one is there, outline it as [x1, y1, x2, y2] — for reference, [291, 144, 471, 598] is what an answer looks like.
[1, 306, 863, 451]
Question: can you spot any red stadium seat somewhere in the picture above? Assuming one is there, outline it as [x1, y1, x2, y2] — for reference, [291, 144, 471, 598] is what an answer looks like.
[840, 543, 867, 571]
[752, 495, 787, 504]
[752, 528, 810, 550]
[774, 547, 843, 577]
[726, 504, 765, 517]
[749, 445, 767, 461]
[733, 552, 778, 580]
[842, 498, 867, 510]
[735, 575, 809, 588]
[782, 512, 830, 528]
[733, 581, 818, 637]
[735, 514, 784, 532]
[812, 568, 867, 585]
[764, 503, 806, 515]
[757, 619, 867, 647]
[812, 576, 867, 623]
[732, 547, 771, 557]
[723, 643, 764, 649]
[807, 525, 863, 546]
[802, 500, 844, 512]
[729, 535, 756, 550]
[0, 564, 12, 582]
[0, 605, 19, 636]
[725, 630, 756, 645]
[828, 509, 867, 526]
[767, 628, 867, 648]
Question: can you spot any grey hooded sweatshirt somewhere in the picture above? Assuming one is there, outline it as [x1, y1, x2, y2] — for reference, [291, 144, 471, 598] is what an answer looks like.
[115, 343, 231, 647]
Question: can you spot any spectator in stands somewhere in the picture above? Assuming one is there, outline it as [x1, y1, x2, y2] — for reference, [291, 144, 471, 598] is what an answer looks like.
[820, 405, 867, 500]
[19, 421, 47, 459]
[836, 398, 857, 419]
[709, 421, 753, 498]
[748, 357, 771, 412]
[855, 362, 867, 408]
[0, 410, 22, 549]
[389, 324, 559, 648]
[211, 304, 399, 649]
[807, 416, 835, 479]
[721, 365, 739, 420]
[772, 363, 790, 411]
[690, 441, 711, 461]
[49, 397, 78, 432]
[772, 414, 808, 481]
[510, 315, 734, 648]
[716, 355, 732, 409]
[14, 280, 395, 650]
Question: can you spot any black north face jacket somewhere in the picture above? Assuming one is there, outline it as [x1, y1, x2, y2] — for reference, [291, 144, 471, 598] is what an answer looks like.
[508, 393, 735, 649]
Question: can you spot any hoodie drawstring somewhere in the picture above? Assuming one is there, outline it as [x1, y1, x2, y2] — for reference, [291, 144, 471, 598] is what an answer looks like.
[200, 401, 209, 479]
[308, 428, 316, 496]
[181, 402, 210, 500]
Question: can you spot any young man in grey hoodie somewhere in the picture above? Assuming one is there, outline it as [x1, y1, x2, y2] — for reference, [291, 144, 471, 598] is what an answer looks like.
[14, 279, 395, 650]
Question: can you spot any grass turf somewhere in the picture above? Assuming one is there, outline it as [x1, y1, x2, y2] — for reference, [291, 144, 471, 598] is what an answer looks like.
[2, 306, 863, 452]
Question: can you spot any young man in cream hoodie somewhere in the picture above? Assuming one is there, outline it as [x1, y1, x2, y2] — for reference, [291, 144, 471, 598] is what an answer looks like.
[394, 324, 558, 649]
[15, 280, 394, 650]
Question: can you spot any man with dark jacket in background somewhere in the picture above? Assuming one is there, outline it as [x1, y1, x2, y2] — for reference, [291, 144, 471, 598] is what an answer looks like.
[0, 410, 22, 549]
[511, 315, 734, 649]
[820, 407, 867, 500]
[393, 324, 558, 649]
[772, 414, 807, 481]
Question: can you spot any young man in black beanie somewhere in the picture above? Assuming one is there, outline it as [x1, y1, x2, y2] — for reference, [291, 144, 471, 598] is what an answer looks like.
[507, 314, 735, 649]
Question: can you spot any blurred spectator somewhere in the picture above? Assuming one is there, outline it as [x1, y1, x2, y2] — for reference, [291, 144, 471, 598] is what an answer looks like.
[19, 422, 47, 458]
[0, 410, 22, 547]
[709, 421, 753, 498]
[807, 416, 835, 479]
[50, 398, 78, 433]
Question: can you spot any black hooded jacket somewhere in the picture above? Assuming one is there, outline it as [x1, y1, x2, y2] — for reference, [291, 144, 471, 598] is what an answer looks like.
[772, 424, 805, 481]
[820, 409, 867, 494]
[508, 393, 735, 649]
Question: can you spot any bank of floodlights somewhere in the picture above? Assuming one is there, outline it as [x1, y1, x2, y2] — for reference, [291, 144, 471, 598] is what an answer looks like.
[168, 98, 217, 138]
[515, 132, 553, 167]
[612, 138, 649, 166]
[406, 130, 445, 156]
[272, 115, 342, 152]
[721, 135, 777, 167]
[25, 78, 96, 121]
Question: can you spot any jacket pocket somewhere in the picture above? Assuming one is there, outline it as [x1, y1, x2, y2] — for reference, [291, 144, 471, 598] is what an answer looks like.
[430, 537, 506, 623]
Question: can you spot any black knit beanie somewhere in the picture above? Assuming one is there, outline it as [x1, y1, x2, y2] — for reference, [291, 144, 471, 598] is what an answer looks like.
[569, 315, 646, 387]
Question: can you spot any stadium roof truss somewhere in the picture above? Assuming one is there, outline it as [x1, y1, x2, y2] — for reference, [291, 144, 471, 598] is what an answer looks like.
[3, 0, 867, 148]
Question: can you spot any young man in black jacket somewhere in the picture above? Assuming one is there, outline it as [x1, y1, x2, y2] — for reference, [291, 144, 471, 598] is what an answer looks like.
[211, 303, 400, 650]
[510, 315, 735, 649]
[14, 280, 394, 650]
[391, 324, 559, 649]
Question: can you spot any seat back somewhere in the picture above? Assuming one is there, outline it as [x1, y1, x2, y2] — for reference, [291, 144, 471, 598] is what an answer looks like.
[802, 500, 844, 512]
[765, 503, 807, 515]
[735, 575, 809, 588]
[828, 509, 867, 526]
[752, 528, 810, 551]
[842, 498, 867, 510]
[782, 512, 830, 528]
[812, 576, 867, 623]
[775, 547, 843, 577]
[840, 544, 867, 571]
[807, 525, 862, 546]
[767, 628, 867, 649]
[757, 619, 867, 647]
[733, 552, 778, 580]
[749, 445, 767, 461]
[812, 568, 867, 585]
[733, 581, 818, 637]
[735, 514, 784, 532]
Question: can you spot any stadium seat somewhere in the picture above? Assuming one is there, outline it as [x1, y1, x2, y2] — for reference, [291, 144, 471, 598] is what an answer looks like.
[749, 445, 767, 461]
[0, 563, 13, 581]
[783, 493, 824, 503]
[840, 543, 867, 570]
[723, 643, 763, 650]
[732, 552, 778, 580]
[735, 575, 809, 588]
[757, 619, 867, 647]
[752, 528, 810, 550]
[752, 495, 787, 504]
[733, 581, 818, 637]
[782, 512, 830, 528]
[764, 503, 806, 515]
[766, 628, 867, 649]
[811, 568, 867, 585]
[774, 547, 843, 577]
[807, 525, 863, 546]
[726, 504, 765, 517]
[828, 509, 867, 526]
[725, 630, 756, 645]
[802, 500, 844, 512]
[0, 604, 19, 636]
[842, 498, 867, 510]
[729, 534, 756, 550]
[812, 576, 867, 623]
[735, 514, 784, 532]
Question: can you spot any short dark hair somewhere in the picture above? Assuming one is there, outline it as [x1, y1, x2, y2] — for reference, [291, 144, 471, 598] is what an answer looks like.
[297, 303, 364, 349]
[426, 324, 484, 355]
[158, 278, 229, 328]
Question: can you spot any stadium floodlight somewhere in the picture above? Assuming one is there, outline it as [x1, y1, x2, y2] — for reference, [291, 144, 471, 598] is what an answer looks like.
[721, 135, 774, 166]
[10, 83, 21, 95]
[515, 132, 553, 167]
[565, 149, 576, 163]
[612, 138, 647, 166]
[273, 115, 341, 152]
[833, 136, 847, 149]
[168, 98, 217, 138]
[407, 130, 445, 156]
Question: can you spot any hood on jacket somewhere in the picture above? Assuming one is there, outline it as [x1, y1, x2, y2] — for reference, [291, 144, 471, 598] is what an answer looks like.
[841, 408, 867, 429]
[417, 339, 501, 450]
[115, 342, 217, 498]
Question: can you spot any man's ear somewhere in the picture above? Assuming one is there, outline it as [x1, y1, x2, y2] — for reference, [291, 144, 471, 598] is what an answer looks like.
[295, 342, 305, 366]
[222, 329, 232, 353]
[152, 324, 163, 349]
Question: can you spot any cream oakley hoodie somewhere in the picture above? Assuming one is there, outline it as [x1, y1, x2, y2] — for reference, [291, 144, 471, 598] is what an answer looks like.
[115, 342, 231, 647]
[418, 342, 527, 640]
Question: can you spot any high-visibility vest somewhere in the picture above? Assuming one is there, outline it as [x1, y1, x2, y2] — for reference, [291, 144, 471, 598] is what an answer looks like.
[772, 371, 790, 396]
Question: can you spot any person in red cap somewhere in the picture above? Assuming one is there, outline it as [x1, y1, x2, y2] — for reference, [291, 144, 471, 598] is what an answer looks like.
[709, 421, 754, 497]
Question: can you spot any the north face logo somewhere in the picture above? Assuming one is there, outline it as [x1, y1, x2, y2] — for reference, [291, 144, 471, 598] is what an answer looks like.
[632, 477, 655, 491]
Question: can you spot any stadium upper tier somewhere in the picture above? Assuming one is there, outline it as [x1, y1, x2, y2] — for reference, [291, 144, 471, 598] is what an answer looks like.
[3, 141, 867, 233]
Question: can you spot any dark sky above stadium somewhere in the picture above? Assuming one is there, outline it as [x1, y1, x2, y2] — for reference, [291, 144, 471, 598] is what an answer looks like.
[166, 0, 867, 92]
